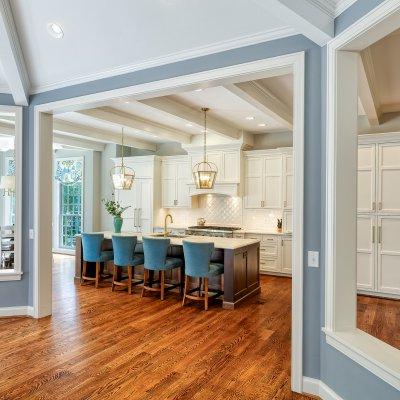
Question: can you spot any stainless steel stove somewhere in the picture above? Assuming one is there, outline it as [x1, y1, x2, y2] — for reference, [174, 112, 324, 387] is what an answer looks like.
[185, 226, 241, 238]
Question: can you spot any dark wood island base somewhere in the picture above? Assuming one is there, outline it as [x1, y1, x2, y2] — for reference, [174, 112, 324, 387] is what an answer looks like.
[74, 234, 260, 309]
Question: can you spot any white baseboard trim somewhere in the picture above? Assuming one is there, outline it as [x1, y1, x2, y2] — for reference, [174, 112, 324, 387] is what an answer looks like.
[0, 306, 34, 317]
[303, 377, 343, 400]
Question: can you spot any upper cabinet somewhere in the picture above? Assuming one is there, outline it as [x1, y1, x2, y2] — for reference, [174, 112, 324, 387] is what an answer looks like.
[161, 156, 191, 208]
[358, 144, 376, 213]
[244, 149, 292, 209]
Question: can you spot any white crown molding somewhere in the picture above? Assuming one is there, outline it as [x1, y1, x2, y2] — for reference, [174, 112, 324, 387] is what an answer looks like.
[334, 0, 358, 17]
[308, 0, 337, 18]
[303, 377, 344, 400]
[30, 26, 297, 94]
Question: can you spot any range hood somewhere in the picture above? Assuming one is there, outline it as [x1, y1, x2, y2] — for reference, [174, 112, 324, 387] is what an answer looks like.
[188, 182, 239, 197]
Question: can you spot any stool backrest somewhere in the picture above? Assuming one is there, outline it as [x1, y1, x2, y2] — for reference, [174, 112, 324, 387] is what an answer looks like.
[183, 241, 214, 277]
[143, 237, 170, 270]
[82, 233, 104, 262]
[112, 235, 137, 266]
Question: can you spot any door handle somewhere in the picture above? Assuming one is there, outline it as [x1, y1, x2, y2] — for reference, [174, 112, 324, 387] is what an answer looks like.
[378, 226, 382, 244]
[284, 200, 287, 207]
[133, 209, 137, 227]
[372, 226, 375, 243]
[378, 202, 382, 210]
[138, 208, 141, 228]
[372, 202, 376, 211]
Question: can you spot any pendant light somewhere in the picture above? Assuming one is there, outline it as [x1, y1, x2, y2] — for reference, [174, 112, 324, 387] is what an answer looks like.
[192, 107, 218, 189]
[110, 127, 135, 190]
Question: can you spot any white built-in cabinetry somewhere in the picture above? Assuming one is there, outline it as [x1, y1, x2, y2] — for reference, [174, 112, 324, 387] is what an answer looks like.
[113, 156, 160, 233]
[357, 135, 400, 297]
[161, 156, 191, 208]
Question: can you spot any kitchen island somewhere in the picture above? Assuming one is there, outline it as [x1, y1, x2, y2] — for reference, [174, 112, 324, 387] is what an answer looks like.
[75, 232, 260, 309]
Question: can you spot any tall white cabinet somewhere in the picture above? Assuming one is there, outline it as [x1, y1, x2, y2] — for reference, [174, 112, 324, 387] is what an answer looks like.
[113, 156, 161, 233]
[357, 135, 400, 297]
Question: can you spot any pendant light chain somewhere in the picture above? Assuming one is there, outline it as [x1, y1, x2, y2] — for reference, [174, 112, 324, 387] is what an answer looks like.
[202, 107, 209, 163]
[121, 127, 124, 166]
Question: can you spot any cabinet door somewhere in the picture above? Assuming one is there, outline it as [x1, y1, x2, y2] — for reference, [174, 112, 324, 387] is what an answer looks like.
[281, 237, 292, 274]
[115, 187, 137, 230]
[378, 143, 400, 213]
[264, 156, 282, 208]
[357, 145, 376, 213]
[137, 179, 152, 233]
[283, 155, 293, 209]
[244, 157, 263, 209]
[377, 216, 400, 295]
[162, 178, 176, 208]
[357, 215, 376, 291]
[283, 210, 292, 233]
[223, 152, 240, 183]
[176, 162, 191, 207]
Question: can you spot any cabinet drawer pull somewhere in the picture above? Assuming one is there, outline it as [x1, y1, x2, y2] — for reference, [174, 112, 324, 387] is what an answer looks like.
[378, 226, 382, 244]
[372, 226, 375, 243]
[372, 202, 376, 211]
[378, 202, 382, 210]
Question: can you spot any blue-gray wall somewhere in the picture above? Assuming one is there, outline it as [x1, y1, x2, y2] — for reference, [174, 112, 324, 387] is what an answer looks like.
[0, 1, 399, 397]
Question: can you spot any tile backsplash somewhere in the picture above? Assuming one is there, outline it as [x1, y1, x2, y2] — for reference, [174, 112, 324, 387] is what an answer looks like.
[157, 194, 283, 230]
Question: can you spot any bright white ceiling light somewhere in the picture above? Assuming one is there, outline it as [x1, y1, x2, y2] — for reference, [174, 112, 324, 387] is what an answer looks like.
[258, 123, 266, 127]
[186, 122, 193, 127]
[245, 116, 255, 120]
[47, 22, 64, 39]
[194, 88, 203, 92]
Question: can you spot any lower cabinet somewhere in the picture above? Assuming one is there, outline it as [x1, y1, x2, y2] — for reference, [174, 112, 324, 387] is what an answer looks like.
[244, 233, 292, 276]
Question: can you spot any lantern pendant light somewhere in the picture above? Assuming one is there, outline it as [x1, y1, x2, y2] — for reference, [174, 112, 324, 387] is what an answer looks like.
[110, 127, 135, 190]
[192, 107, 218, 189]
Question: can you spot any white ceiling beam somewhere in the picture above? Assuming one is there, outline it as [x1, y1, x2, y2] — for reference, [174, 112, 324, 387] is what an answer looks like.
[78, 106, 191, 144]
[358, 51, 381, 127]
[225, 82, 293, 130]
[251, 0, 333, 46]
[53, 134, 106, 152]
[0, 0, 30, 105]
[139, 97, 240, 140]
[53, 119, 156, 151]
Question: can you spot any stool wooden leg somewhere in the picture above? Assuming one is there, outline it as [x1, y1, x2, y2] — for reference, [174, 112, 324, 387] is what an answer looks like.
[198, 277, 202, 296]
[111, 264, 117, 291]
[160, 270, 165, 300]
[128, 266, 133, 295]
[81, 261, 87, 285]
[141, 269, 147, 297]
[95, 262, 100, 288]
[182, 275, 189, 306]
[204, 278, 209, 311]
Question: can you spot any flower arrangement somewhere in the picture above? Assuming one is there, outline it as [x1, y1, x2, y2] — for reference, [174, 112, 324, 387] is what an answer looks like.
[102, 198, 130, 218]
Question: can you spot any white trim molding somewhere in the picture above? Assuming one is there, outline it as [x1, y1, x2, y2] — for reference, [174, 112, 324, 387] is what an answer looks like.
[0, 305, 34, 317]
[325, 0, 400, 392]
[33, 52, 305, 393]
[303, 377, 344, 400]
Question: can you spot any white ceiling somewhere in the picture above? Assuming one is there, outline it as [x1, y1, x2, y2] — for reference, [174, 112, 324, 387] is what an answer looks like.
[10, 0, 294, 92]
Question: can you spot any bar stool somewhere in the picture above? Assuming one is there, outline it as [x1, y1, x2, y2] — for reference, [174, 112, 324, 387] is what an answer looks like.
[182, 241, 224, 310]
[111, 235, 144, 294]
[81, 233, 113, 288]
[141, 237, 183, 300]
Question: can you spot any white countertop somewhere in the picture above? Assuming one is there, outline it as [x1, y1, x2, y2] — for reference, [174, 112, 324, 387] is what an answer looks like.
[101, 231, 260, 250]
[235, 229, 292, 236]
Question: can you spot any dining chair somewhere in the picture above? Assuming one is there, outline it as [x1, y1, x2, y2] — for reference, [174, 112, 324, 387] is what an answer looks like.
[81, 233, 113, 288]
[141, 237, 183, 300]
[182, 241, 224, 310]
[111, 235, 144, 294]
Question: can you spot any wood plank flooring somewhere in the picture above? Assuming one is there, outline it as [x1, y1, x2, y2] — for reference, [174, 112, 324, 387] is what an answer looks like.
[357, 294, 400, 350]
[0, 254, 313, 400]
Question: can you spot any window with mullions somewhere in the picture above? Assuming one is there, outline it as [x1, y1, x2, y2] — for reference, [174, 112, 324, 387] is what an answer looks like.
[55, 158, 83, 249]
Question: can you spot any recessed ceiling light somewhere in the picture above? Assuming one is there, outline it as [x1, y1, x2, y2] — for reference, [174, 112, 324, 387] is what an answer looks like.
[186, 122, 193, 127]
[124, 100, 131, 104]
[194, 88, 203, 92]
[245, 116, 255, 120]
[258, 123, 266, 127]
[47, 22, 64, 39]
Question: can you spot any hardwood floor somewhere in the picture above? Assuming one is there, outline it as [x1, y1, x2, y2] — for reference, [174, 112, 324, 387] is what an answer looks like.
[357, 294, 400, 350]
[0, 254, 314, 400]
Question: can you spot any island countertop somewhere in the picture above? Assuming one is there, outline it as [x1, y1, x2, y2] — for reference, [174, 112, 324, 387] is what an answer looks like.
[98, 231, 260, 250]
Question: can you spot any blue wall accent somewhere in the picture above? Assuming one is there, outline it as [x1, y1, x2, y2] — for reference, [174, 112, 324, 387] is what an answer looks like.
[335, 0, 386, 35]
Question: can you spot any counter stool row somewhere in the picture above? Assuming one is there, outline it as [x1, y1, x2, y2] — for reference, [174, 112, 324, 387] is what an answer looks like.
[81, 233, 224, 310]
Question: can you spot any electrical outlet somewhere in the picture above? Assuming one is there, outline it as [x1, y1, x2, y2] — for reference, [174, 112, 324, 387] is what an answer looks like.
[308, 251, 319, 268]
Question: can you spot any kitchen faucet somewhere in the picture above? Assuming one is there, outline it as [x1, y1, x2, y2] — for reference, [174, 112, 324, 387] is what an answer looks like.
[164, 214, 173, 237]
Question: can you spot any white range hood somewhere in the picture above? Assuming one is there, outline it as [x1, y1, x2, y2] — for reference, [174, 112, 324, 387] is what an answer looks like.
[188, 182, 239, 197]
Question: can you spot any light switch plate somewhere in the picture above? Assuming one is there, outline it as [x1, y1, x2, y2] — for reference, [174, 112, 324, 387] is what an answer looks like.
[308, 251, 319, 268]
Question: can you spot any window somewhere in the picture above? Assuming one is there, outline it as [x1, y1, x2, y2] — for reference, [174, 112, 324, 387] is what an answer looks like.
[55, 158, 83, 250]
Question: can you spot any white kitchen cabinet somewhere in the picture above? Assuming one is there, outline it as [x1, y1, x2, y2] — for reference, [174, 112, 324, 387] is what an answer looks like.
[377, 216, 400, 295]
[377, 143, 400, 214]
[357, 145, 376, 213]
[281, 236, 292, 274]
[244, 157, 263, 208]
[264, 157, 282, 208]
[283, 154, 293, 209]
[161, 157, 190, 208]
[356, 214, 376, 292]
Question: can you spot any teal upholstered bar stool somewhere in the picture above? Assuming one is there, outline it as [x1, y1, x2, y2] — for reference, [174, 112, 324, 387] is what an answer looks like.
[111, 235, 144, 294]
[141, 237, 183, 300]
[182, 241, 224, 310]
[81, 233, 114, 288]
